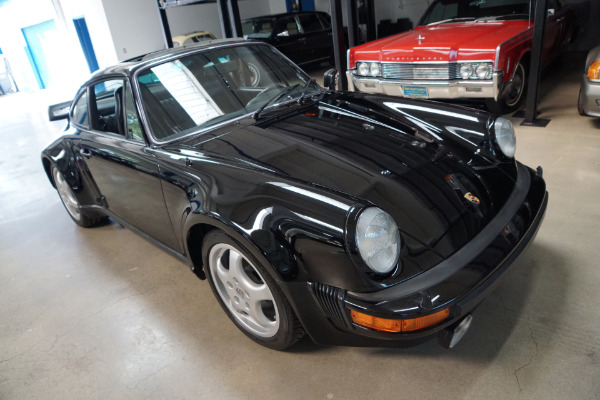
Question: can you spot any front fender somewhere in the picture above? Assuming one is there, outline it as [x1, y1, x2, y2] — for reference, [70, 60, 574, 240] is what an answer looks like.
[180, 179, 357, 285]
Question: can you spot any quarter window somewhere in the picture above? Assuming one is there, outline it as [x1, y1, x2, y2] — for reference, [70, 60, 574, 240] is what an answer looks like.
[92, 79, 125, 135]
[71, 91, 89, 128]
[124, 81, 144, 142]
[298, 14, 323, 33]
[276, 16, 300, 36]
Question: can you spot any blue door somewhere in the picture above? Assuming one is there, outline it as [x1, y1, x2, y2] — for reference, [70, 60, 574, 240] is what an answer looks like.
[73, 17, 99, 73]
[286, 0, 315, 12]
[22, 19, 57, 89]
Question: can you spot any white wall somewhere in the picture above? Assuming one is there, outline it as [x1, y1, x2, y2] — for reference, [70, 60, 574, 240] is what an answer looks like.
[101, 0, 166, 61]
[0, 0, 90, 94]
[268, 0, 287, 15]
[59, 0, 119, 68]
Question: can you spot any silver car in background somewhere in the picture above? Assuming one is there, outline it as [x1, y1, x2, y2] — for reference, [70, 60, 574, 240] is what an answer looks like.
[578, 44, 600, 118]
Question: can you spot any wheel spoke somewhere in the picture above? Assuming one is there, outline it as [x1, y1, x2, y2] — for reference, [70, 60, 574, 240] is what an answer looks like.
[208, 242, 281, 338]
[246, 282, 273, 302]
[214, 252, 232, 283]
[248, 299, 277, 328]
[54, 169, 80, 219]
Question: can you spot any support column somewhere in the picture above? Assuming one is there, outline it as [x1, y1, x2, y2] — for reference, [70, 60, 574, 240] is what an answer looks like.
[521, 0, 550, 127]
[330, 0, 347, 90]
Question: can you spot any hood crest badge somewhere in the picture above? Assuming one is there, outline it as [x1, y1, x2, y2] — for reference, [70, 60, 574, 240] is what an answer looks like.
[464, 192, 480, 205]
[417, 34, 425, 45]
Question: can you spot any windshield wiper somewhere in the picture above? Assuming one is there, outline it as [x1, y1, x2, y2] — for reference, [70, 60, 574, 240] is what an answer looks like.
[427, 17, 476, 26]
[491, 14, 530, 20]
[297, 79, 320, 104]
[252, 84, 301, 120]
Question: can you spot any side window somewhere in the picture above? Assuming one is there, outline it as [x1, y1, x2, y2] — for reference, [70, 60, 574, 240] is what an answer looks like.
[275, 16, 299, 37]
[298, 14, 324, 33]
[71, 91, 89, 128]
[92, 79, 124, 135]
[124, 81, 144, 142]
[317, 14, 331, 29]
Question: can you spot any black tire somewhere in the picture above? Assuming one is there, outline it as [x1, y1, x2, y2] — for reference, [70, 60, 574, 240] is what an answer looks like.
[51, 165, 105, 227]
[486, 62, 527, 114]
[202, 230, 305, 350]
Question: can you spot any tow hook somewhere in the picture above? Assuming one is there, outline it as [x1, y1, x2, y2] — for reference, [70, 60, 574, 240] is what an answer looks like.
[438, 314, 473, 349]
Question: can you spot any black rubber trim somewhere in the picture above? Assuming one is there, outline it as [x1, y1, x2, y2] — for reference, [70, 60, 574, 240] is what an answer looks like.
[348, 162, 531, 302]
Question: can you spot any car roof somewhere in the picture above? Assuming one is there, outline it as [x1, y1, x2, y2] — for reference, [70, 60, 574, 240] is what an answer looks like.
[84, 38, 247, 82]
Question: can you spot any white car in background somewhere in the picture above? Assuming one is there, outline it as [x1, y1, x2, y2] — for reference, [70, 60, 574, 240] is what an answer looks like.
[172, 31, 216, 47]
[578, 44, 600, 118]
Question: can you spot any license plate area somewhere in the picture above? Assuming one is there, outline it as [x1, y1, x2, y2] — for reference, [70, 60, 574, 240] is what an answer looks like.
[403, 86, 428, 98]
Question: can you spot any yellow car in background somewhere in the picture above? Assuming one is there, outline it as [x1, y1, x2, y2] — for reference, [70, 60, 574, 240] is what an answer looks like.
[172, 31, 216, 47]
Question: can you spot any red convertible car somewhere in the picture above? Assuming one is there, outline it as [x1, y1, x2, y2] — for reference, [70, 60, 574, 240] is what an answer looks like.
[347, 0, 582, 114]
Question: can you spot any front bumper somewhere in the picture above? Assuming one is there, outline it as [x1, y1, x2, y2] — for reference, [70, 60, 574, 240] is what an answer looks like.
[283, 162, 547, 347]
[346, 70, 502, 101]
[579, 75, 600, 118]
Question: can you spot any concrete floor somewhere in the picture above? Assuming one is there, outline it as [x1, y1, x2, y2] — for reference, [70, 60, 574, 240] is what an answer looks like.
[1, 54, 600, 400]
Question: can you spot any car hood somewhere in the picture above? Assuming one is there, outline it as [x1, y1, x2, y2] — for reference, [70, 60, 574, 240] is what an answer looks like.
[351, 20, 530, 63]
[172, 93, 517, 262]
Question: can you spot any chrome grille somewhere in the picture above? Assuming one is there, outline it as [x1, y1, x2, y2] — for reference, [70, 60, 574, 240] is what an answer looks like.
[382, 63, 459, 80]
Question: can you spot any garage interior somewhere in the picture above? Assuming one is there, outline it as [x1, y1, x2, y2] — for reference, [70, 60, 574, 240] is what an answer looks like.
[1, 0, 600, 399]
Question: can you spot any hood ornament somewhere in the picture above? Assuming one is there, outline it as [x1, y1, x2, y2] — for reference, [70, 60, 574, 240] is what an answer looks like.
[464, 192, 480, 205]
[417, 34, 425, 45]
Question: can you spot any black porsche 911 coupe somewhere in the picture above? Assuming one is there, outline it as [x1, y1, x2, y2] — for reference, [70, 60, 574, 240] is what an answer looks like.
[42, 38, 547, 350]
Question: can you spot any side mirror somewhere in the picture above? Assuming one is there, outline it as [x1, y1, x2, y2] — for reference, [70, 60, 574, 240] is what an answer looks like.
[48, 100, 71, 121]
[323, 69, 338, 91]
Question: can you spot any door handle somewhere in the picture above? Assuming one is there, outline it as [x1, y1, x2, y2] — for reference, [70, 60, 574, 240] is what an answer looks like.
[80, 148, 92, 157]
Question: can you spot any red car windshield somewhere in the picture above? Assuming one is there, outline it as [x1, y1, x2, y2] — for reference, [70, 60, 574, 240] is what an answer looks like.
[420, 0, 531, 26]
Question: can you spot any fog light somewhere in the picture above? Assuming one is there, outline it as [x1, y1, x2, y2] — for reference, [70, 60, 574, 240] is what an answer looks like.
[350, 308, 450, 333]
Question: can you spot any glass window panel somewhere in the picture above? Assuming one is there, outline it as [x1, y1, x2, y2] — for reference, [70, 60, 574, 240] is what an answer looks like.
[124, 81, 144, 142]
[71, 91, 89, 128]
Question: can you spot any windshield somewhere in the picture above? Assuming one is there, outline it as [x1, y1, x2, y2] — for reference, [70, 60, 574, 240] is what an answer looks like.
[137, 44, 319, 142]
[419, 0, 531, 26]
[242, 17, 277, 39]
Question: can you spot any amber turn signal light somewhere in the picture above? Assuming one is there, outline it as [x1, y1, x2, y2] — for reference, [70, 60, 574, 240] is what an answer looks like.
[350, 308, 450, 333]
[587, 61, 600, 80]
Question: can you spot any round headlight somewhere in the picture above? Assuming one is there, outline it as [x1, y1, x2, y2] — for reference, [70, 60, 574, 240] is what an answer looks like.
[494, 117, 516, 158]
[369, 63, 380, 77]
[355, 207, 401, 274]
[476, 63, 492, 79]
[357, 62, 369, 76]
[460, 64, 473, 79]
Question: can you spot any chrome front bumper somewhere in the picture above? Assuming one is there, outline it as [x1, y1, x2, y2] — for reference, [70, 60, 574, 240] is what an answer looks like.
[346, 71, 502, 101]
[579, 75, 600, 118]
